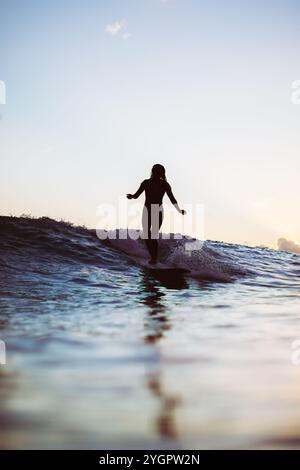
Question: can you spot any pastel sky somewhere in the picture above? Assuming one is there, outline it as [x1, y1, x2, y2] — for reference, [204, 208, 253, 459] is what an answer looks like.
[0, 0, 299, 246]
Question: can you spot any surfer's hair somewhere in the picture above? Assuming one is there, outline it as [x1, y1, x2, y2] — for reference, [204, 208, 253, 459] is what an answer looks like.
[151, 164, 166, 181]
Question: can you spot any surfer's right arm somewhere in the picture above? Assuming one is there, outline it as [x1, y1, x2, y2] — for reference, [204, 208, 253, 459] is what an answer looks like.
[166, 183, 186, 215]
[127, 180, 146, 200]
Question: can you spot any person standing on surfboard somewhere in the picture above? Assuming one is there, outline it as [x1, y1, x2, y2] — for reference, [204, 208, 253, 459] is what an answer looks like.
[127, 164, 186, 265]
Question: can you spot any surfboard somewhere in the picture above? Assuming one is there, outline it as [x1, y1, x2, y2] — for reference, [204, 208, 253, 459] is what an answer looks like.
[137, 259, 190, 274]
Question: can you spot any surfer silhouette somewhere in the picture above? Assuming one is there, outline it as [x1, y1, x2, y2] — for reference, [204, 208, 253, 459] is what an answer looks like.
[127, 164, 186, 265]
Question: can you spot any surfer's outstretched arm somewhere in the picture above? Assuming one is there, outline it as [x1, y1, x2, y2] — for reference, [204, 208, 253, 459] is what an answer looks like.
[166, 183, 186, 215]
[127, 180, 146, 200]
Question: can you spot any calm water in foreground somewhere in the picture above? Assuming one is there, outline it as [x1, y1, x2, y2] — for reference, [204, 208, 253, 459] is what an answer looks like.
[1, 216, 300, 449]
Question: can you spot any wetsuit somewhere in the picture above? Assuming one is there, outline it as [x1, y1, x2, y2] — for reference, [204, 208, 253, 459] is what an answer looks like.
[132, 178, 177, 262]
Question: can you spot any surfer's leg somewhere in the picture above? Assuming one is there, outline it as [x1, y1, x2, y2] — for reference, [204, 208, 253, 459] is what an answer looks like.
[146, 240, 156, 262]
[142, 205, 150, 239]
[149, 205, 163, 264]
[158, 207, 164, 230]
[142, 205, 155, 262]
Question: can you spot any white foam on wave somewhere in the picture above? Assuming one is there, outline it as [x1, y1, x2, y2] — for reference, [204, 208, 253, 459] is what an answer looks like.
[106, 232, 246, 282]
[164, 243, 235, 282]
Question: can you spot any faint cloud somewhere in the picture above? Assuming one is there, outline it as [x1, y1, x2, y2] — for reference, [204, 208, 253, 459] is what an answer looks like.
[291, 80, 300, 105]
[277, 238, 300, 254]
[105, 19, 125, 36]
[105, 19, 131, 39]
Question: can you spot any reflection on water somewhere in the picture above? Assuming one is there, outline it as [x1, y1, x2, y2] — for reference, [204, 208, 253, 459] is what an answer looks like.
[147, 373, 180, 441]
[141, 273, 186, 442]
[142, 274, 173, 343]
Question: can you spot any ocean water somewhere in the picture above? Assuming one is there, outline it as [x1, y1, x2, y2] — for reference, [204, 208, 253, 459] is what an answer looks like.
[0, 216, 300, 449]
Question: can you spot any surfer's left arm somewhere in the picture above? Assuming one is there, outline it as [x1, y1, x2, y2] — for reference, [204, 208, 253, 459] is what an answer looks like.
[127, 180, 146, 200]
[166, 183, 186, 215]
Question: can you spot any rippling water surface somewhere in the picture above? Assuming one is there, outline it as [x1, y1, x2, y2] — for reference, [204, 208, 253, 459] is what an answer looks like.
[1, 216, 300, 449]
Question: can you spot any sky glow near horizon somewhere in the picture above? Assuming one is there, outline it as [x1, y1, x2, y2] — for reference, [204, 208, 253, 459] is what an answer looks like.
[0, 0, 300, 247]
